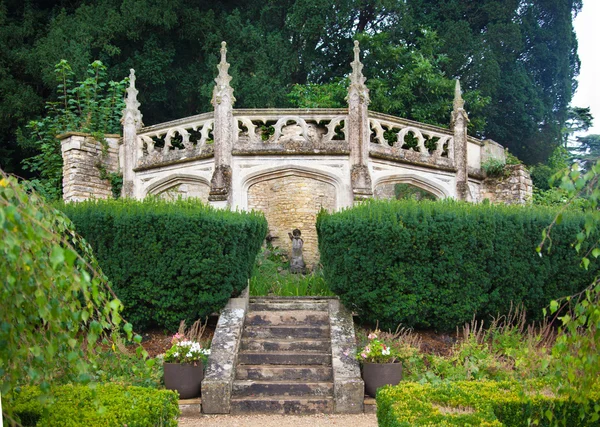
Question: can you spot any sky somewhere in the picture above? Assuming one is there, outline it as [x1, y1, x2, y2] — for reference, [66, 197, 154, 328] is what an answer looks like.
[572, 0, 600, 136]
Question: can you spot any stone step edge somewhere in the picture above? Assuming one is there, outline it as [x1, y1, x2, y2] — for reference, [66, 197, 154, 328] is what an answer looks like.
[235, 364, 334, 369]
[249, 296, 339, 301]
[230, 395, 335, 402]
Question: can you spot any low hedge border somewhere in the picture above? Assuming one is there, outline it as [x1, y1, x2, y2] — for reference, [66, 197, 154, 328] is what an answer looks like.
[11, 383, 179, 426]
[377, 380, 600, 427]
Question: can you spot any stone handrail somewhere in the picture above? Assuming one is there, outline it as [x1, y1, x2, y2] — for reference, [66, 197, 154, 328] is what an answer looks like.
[233, 108, 348, 145]
[367, 111, 456, 168]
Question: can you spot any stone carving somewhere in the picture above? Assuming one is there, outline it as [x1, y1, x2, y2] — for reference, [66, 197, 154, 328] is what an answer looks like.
[451, 80, 472, 201]
[209, 41, 235, 204]
[288, 228, 307, 274]
[347, 41, 373, 200]
[121, 69, 144, 197]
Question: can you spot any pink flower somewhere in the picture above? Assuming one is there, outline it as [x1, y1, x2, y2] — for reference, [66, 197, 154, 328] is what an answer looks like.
[364, 345, 371, 353]
[361, 353, 368, 358]
[368, 333, 377, 340]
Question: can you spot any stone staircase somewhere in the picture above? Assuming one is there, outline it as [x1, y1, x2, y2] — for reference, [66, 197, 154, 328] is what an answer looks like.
[230, 297, 335, 414]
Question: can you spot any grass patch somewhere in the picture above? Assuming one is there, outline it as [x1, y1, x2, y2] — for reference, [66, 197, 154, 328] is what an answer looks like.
[249, 245, 335, 297]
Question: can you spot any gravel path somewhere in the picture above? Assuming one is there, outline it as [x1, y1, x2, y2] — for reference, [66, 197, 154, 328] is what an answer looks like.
[178, 414, 377, 426]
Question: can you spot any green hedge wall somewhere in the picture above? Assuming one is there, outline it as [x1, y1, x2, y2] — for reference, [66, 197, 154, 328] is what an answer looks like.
[377, 380, 600, 426]
[316, 200, 598, 330]
[60, 199, 267, 331]
[12, 384, 179, 426]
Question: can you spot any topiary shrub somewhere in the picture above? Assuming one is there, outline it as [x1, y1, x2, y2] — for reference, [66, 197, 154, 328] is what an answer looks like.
[377, 380, 600, 426]
[59, 198, 267, 331]
[12, 384, 179, 426]
[316, 199, 598, 331]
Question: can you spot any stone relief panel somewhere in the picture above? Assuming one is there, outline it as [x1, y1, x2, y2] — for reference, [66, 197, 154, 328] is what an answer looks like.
[247, 175, 336, 269]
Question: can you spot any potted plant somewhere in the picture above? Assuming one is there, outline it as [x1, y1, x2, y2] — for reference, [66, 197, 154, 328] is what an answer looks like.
[163, 332, 210, 399]
[357, 331, 402, 397]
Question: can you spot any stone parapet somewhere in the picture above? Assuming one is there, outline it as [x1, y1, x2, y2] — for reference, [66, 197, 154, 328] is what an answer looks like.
[60, 133, 120, 202]
[481, 164, 533, 205]
[201, 287, 249, 414]
[328, 299, 364, 414]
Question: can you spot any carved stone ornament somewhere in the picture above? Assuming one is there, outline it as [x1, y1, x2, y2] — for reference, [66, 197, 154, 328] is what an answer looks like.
[211, 42, 236, 107]
[208, 164, 232, 201]
[450, 79, 469, 130]
[351, 164, 373, 199]
[122, 68, 143, 130]
[346, 41, 370, 106]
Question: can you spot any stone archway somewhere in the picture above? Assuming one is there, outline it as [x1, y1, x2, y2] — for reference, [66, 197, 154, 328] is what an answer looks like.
[145, 174, 210, 202]
[246, 171, 338, 269]
[374, 174, 450, 201]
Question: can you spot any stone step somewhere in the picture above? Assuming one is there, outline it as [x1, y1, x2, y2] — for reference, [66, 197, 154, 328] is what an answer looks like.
[230, 396, 334, 414]
[243, 325, 330, 339]
[249, 297, 336, 303]
[241, 338, 330, 353]
[232, 380, 333, 397]
[238, 351, 331, 365]
[248, 302, 329, 312]
[236, 365, 333, 381]
[245, 310, 329, 326]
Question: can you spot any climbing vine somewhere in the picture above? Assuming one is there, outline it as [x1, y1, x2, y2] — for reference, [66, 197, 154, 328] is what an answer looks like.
[20, 60, 126, 200]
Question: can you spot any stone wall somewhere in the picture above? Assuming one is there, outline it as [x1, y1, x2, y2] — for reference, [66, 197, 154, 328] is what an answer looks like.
[247, 174, 336, 268]
[61, 133, 120, 202]
[156, 182, 210, 202]
[481, 164, 533, 205]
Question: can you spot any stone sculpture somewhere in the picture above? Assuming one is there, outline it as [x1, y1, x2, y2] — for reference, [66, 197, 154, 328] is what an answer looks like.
[288, 228, 306, 274]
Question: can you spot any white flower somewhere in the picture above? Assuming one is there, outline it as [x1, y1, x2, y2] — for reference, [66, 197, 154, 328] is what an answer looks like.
[382, 348, 390, 356]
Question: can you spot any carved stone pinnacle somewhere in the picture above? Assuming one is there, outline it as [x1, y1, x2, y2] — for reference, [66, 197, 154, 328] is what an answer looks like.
[453, 79, 464, 110]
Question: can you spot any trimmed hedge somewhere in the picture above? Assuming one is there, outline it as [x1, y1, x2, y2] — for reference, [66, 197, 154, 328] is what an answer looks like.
[317, 199, 598, 330]
[12, 383, 179, 426]
[377, 380, 600, 426]
[59, 199, 267, 330]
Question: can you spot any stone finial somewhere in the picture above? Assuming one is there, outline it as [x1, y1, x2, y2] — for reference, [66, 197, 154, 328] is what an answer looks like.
[212, 41, 236, 106]
[453, 79, 464, 110]
[348, 40, 370, 104]
[451, 79, 469, 129]
[122, 68, 143, 129]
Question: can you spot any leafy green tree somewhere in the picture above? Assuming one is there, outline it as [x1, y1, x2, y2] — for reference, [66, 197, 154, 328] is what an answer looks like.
[570, 134, 600, 173]
[0, 170, 144, 423]
[19, 59, 126, 200]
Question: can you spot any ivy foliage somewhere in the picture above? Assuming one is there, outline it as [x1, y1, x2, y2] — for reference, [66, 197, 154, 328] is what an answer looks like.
[19, 60, 126, 200]
[58, 198, 268, 331]
[317, 199, 598, 331]
[0, 170, 141, 421]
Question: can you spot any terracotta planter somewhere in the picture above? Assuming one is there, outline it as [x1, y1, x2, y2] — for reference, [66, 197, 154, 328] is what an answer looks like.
[163, 362, 204, 399]
[362, 361, 402, 398]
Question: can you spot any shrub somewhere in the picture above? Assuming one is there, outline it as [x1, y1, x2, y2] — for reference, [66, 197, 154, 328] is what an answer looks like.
[12, 384, 179, 426]
[377, 380, 600, 426]
[316, 199, 598, 330]
[59, 198, 267, 331]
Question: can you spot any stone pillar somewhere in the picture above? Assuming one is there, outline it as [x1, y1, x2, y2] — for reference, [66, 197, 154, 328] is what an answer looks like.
[209, 41, 235, 208]
[61, 132, 120, 202]
[347, 41, 373, 201]
[451, 80, 472, 201]
[121, 69, 143, 198]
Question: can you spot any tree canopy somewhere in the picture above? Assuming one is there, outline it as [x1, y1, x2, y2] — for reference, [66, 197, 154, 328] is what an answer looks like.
[0, 0, 584, 174]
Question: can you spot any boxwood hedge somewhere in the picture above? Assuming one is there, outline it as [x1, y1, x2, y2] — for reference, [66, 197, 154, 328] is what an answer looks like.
[317, 199, 598, 330]
[59, 199, 267, 331]
[11, 384, 179, 426]
[377, 380, 600, 426]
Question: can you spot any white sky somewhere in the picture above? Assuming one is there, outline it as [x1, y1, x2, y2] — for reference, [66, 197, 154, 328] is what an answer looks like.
[572, 0, 600, 135]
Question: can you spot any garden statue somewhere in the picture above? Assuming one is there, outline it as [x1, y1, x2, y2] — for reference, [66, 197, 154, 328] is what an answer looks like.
[288, 228, 306, 274]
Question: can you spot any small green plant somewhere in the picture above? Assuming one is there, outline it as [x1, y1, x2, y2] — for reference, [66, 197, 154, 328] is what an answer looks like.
[20, 60, 126, 200]
[357, 331, 399, 363]
[249, 246, 334, 297]
[164, 338, 210, 365]
[482, 157, 507, 177]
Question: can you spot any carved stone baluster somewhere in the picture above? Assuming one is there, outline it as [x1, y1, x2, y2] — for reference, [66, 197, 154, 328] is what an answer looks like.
[121, 69, 143, 198]
[347, 41, 373, 200]
[451, 80, 471, 201]
[209, 42, 235, 206]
